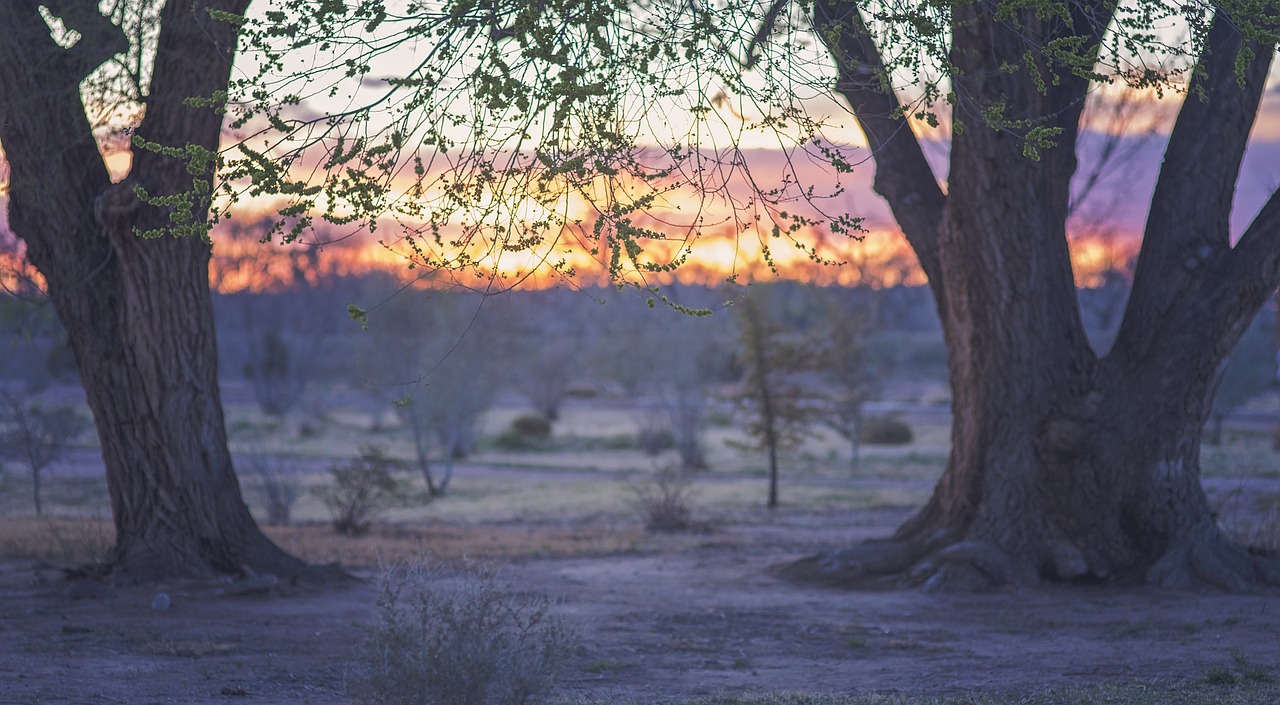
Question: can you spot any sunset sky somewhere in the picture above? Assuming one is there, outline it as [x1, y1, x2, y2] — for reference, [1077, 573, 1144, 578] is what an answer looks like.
[4, 46, 1280, 295]
[191, 97, 1280, 294]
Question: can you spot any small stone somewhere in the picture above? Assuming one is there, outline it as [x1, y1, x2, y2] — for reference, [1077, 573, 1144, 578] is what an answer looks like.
[150, 592, 172, 610]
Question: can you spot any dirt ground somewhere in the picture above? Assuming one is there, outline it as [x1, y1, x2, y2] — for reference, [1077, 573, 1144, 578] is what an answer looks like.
[3, 507, 1278, 705]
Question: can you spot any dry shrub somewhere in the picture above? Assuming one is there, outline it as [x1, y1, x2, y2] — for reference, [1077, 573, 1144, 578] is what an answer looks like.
[860, 416, 914, 445]
[1237, 501, 1280, 555]
[349, 561, 575, 705]
[0, 516, 115, 567]
[313, 445, 406, 536]
[246, 454, 303, 526]
[628, 466, 695, 532]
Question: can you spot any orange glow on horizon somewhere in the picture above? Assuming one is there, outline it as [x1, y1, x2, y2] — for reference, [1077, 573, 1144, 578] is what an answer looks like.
[204, 216, 1136, 294]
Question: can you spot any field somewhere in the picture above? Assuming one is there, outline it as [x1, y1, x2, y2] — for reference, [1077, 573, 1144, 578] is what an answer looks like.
[1, 382, 1279, 704]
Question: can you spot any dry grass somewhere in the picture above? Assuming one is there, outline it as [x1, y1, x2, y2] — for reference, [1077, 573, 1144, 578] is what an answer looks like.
[3, 396, 1277, 572]
[0, 515, 114, 566]
[263, 520, 669, 567]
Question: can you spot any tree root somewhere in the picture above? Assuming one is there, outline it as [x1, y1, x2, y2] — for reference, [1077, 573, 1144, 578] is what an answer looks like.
[781, 530, 1280, 593]
[89, 532, 353, 588]
[1146, 532, 1280, 592]
[773, 539, 929, 588]
[776, 537, 1023, 592]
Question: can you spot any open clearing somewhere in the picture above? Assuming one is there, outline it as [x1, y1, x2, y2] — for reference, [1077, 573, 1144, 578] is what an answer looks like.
[3, 503, 1279, 704]
[1, 394, 1278, 704]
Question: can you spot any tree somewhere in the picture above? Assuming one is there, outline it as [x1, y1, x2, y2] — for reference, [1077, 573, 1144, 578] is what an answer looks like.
[360, 290, 506, 497]
[797, 1, 1280, 591]
[592, 289, 737, 472]
[0, 1, 312, 581]
[234, 1, 1280, 589]
[225, 241, 343, 421]
[732, 288, 824, 509]
[0, 391, 89, 516]
[812, 295, 881, 474]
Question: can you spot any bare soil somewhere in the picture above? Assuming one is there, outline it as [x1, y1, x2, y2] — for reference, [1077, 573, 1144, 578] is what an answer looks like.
[2, 507, 1278, 705]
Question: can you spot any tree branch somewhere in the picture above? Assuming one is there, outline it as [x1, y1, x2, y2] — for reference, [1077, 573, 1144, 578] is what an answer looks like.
[42, 0, 129, 80]
[812, 0, 945, 286]
[1223, 186, 1280, 326]
[1143, 13, 1272, 254]
[0, 0, 116, 285]
[131, 0, 251, 223]
[1116, 11, 1275, 358]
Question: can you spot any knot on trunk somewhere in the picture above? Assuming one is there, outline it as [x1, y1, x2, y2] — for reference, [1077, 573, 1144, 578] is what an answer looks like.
[94, 181, 142, 230]
[1039, 417, 1089, 459]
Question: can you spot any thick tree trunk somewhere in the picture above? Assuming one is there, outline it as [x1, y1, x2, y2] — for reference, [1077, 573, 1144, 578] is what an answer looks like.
[0, 1, 318, 582]
[799, 1, 1280, 591]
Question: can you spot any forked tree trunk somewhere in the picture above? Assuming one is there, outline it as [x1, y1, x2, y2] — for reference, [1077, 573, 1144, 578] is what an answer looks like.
[0, 1, 316, 582]
[795, 1, 1280, 590]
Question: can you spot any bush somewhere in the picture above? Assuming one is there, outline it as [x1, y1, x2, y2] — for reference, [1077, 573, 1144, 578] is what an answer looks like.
[313, 445, 406, 536]
[349, 561, 575, 705]
[628, 466, 695, 532]
[247, 455, 303, 527]
[637, 425, 675, 456]
[860, 416, 914, 445]
[510, 414, 552, 440]
[491, 415, 555, 451]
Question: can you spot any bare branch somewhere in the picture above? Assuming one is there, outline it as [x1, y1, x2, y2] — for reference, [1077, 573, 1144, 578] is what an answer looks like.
[745, 0, 789, 69]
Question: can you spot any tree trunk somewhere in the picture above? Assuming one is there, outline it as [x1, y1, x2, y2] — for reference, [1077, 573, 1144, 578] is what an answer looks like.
[796, 1, 1280, 590]
[848, 422, 860, 476]
[0, 1, 316, 582]
[33, 468, 43, 517]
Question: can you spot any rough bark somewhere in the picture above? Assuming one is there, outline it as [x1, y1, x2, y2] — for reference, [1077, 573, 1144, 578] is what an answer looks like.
[0, 1, 323, 583]
[795, 1, 1280, 591]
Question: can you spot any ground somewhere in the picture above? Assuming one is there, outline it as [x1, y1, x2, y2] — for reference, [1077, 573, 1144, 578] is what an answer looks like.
[2, 505, 1278, 705]
[1, 387, 1278, 704]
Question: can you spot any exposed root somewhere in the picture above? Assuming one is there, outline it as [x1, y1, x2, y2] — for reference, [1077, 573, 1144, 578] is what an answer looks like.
[1146, 533, 1280, 593]
[921, 561, 993, 593]
[938, 540, 1038, 586]
[783, 527, 1280, 594]
[87, 532, 351, 588]
[773, 539, 929, 587]
[776, 530, 1036, 592]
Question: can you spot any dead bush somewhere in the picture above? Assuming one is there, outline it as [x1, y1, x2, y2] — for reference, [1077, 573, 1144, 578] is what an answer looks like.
[628, 466, 695, 532]
[313, 445, 406, 536]
[247, 454, 303, 527]
[348, 561, 575, 705]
